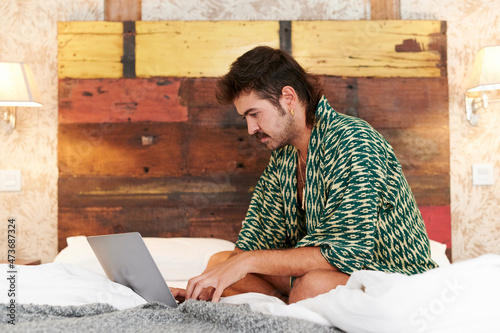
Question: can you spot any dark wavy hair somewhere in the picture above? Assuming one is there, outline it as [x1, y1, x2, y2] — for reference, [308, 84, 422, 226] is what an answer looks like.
[216, 46, 323, 127]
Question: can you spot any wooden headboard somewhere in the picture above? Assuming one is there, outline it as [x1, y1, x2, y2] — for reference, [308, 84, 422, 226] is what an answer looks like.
[57, 20, 450, 259]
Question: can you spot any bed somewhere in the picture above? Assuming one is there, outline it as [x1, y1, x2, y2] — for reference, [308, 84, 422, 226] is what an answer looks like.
[1, 237, 499, 332]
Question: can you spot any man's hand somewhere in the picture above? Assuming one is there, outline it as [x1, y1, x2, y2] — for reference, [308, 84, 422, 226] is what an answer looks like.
[169, 287, 186, 303]
[170, 287, 215, 302]
[177, 247, 336, 303]
[185, 251, 250, 303]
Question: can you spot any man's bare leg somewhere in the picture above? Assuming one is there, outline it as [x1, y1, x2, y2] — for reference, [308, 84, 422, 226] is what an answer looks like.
[288, 269, 350, 304]
[206, 252, 349, 304]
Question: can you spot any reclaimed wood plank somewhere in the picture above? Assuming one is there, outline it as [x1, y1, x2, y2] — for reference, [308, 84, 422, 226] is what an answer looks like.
[189, 221, 241, 242]
[58, 78, 188, 123]
[419, 205, 451, 248]
[406, 174, 450, 206]
[321, 76, 449, 128]
[292, 20, 446, 77]
[179, 77, 222, 109]
[58, 22, 123, 79]
[380, 127, 449, 176]
[58, 21, 123, 34]
[356, 77, 448, 128]
[105, 0, 142, 21]
[58, 206, 189, 251]
[122, 21, 136, 78]
[58, 122, 186, 177]
[187, 107, 245, 128]
[58, 122, 270, 177]
[188, 205, 248, 238]
[58, 175, 259, 208]
[135, 21, 280, 77]
[370, 0, 401, 20]
[185, 126, 270, 177]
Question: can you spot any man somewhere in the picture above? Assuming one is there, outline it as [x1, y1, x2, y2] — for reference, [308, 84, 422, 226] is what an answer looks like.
[172, 46, 437, 304]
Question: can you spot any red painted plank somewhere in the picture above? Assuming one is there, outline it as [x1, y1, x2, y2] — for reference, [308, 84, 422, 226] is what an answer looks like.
[59, 78, 188, 123]
[419, 205, 451, 248]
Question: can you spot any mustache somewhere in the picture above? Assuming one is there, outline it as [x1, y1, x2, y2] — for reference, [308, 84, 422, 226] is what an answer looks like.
[253, 131, 269, 140]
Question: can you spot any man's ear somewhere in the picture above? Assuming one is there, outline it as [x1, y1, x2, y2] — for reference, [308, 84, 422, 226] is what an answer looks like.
[281, 86, 297, 110]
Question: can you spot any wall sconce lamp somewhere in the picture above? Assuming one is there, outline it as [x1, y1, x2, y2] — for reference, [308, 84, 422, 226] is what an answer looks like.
[0, 62, 43, 134]
[465, 46, 500, 125]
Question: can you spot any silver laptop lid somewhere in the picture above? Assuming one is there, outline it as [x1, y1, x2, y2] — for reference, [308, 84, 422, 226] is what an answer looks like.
[87, 232, 178, 308]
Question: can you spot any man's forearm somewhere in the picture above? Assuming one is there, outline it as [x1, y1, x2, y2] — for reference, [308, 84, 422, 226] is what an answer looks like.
[238, 246, 338, 277]
[185, 246, 337, 302]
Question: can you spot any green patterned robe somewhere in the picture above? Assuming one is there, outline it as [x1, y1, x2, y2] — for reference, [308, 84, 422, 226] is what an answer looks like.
[235, 96, 437, 275]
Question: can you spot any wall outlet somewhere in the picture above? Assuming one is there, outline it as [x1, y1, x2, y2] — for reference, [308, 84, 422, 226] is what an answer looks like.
[0, 170, 21, 192]
[472, 164, 494, 186]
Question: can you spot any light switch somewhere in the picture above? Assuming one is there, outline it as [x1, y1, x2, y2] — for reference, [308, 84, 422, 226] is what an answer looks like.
[0, 170, 21, 191]
[472, 164, 494, 186]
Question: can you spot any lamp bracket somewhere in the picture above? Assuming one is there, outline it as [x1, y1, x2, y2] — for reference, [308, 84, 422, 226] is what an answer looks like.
[1, 107, 16, 134]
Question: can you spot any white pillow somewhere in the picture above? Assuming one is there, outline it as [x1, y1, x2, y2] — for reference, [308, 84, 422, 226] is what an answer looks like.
[54, 236, 235, 281]
[54, 236, 450, 281]
[429, 239, 451, 267]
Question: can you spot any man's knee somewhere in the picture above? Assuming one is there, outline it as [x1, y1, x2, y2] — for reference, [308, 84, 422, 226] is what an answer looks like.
[288, 270, 350, 304]
[207, 251, 233, 269]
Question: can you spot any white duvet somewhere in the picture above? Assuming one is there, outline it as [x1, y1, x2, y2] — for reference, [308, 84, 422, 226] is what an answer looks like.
[2, 254, 500, 332]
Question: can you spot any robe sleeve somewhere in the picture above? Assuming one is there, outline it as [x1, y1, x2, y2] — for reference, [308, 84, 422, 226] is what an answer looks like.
[235, 152, 288, 251]
[296, 125, 391, 274]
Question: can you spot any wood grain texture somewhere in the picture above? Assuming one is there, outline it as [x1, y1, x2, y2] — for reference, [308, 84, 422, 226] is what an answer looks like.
[58, 175, 259, 208]
[59, 78, 188, 123]
[321, 76, 449, 128]
[379, 127, 449, 176]
[105, 0, 142, 21]
[370, 0, 401, 20]
[58, 122, 186, 177]
[406, 174, 450, 206]
[58, 206, 189, 250]
[58, 122, 270, 177]
[58, 22, 123, 79]
[135, 21, 280, 77]
[58, 205, 246, 251]
[57, 20, 450, 256]
[292, 20, 446, 77]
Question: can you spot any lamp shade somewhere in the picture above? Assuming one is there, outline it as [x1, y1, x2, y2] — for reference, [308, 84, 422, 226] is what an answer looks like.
[0, 62, 42, 107]
[467, 46, 500, 93]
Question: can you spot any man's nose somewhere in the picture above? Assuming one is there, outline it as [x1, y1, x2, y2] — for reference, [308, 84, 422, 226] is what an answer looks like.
[247, 118, 260, 136]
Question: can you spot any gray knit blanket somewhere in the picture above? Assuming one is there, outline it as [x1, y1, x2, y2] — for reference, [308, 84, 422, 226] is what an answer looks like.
[0, 300, 344, 332]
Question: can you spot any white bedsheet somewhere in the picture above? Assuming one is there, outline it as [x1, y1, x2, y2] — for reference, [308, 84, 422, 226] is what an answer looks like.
[222, 254, 500, 333]
[2, 255, 500, 332]
[0, 263, 146, 310]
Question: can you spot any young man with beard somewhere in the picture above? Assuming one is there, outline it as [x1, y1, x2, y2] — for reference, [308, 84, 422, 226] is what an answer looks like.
[171, 46, 437, 304]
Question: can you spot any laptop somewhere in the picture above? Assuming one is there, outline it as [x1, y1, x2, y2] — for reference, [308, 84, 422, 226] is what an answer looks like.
[87, 232, 178, 308]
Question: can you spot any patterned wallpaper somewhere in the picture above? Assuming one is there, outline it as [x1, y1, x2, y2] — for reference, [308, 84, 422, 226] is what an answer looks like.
[402, 0, 500, 261]
[0, 0, 498, 263]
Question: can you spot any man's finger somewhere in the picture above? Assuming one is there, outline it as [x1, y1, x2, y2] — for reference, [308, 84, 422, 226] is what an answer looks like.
[211, 287, 224, 303]
[170, 287, 185, 296]
[198, 287, 215, 301]
[190, 280, 210, 300]
[169, 287, 186, 302]
[186, 276, 201, 299]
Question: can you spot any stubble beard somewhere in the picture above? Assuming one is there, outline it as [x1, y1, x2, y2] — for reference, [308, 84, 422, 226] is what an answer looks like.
[258, 112, 297, 151]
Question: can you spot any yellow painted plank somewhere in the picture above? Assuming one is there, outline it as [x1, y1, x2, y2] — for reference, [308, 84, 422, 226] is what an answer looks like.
[58, 21, 123, 34]
[136, 21, 280, 77]
[292, 21, 446, 77]
[58, 22, 123, 78]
